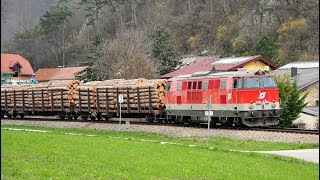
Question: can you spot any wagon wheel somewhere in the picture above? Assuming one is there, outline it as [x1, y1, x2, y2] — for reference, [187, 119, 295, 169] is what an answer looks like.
[7, 114, 12, 118]
[19, 113, 25, 119]
[73, 115, 79, 120]
[103, 115, 109, 121]
[96, 113, 102, 120]
[58, 113, 65, 120]
[145, 114, 154, 123]
[66, 113, 72, 120]
[81, 114, 88, 120]
[12, 113, 17, 119]
[90, 116, 96, 121]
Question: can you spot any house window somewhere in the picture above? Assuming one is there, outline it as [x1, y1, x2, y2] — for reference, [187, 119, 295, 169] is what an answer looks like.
[12, 65, 21, 73]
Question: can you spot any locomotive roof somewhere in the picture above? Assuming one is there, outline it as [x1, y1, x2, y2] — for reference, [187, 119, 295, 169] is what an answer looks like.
[171, 70, 276, 80]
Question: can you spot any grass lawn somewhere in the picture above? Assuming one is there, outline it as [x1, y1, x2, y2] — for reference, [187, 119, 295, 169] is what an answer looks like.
[1, 124, 319, 179]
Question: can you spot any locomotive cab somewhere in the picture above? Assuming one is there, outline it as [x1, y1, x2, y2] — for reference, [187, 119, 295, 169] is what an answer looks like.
[165, 71, 281, 127]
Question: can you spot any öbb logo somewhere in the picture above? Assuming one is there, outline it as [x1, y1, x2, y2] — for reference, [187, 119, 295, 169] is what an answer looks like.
[258, 91, 266, 99]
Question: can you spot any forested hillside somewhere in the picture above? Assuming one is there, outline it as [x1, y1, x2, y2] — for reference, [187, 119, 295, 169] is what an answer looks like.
[2, 0, 319, 80]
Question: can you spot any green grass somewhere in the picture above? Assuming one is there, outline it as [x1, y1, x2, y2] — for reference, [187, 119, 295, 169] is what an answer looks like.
[1, 125, 319, 179]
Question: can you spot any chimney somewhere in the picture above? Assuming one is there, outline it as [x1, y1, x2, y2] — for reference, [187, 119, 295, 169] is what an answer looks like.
[291, 67, 297, 77]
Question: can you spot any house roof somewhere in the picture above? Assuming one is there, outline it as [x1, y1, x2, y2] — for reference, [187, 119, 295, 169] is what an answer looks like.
[161, 55, 279, 78]
[1, 53, 34, 75]
[273, 61, 319, 90]
[161, 56, 220, 78]
[212, 55, 279, 71]
[35, 67, 87, 81]
[278, 61, 319, 69]
[301, 106, 319, 116]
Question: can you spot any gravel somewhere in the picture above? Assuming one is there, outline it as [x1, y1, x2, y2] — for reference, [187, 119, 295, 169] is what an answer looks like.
[1, 119, 319, 143]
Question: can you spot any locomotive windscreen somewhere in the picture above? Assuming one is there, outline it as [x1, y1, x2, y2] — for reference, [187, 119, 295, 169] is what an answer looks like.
[237, 76, 277, 89]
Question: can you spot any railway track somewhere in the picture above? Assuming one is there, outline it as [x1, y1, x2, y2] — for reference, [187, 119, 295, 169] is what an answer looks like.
[1, 117, 319, 135]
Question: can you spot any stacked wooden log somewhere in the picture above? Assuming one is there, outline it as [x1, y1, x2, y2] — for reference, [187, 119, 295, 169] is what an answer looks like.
[66, 80, 80, 106]
[94, 78, 166, 111]
[1, 78, 168, 112]
[153, 79, 167, 107]
[25, 83, 51, 108]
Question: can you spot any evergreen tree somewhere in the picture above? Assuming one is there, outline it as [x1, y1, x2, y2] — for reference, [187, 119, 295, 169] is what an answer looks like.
[76, 34, 103, 82]
[255, 35, 277, 60]
[150, 25, 180, 75]
[276, 75, 308, 127]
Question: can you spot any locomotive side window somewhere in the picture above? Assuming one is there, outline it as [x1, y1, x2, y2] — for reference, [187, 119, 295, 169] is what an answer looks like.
[262, 77, 277, 87]
[192, 82, 197, 89]
[233, 78, 243, 89]
[202, 81, 208, 90]
[177, 81, 182, 91]
[213, 79, 220, 89]
[188, 82, 192, 89]
[244, 77, 260, 88]
[220, 79, 227, 89]
[166, 81, 171, 91]
[197, 81, 202, 89]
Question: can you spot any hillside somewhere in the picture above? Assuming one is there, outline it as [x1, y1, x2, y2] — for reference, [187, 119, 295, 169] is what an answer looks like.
[1, 0, 319, 80]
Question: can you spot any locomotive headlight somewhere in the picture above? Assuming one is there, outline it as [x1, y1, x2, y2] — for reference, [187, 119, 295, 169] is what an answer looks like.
[249, 104, 254, 109]
[271, 103, 276, 108]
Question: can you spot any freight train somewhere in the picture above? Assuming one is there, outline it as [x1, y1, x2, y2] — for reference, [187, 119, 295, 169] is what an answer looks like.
[1, 70, 281, 127]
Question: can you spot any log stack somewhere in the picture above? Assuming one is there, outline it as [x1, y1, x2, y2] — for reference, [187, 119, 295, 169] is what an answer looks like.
[1, 78, 168, 113]
[93, 78, 167, 111]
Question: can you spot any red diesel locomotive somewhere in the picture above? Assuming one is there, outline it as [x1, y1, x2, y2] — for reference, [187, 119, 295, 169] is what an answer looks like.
[165, 70, 281, 127]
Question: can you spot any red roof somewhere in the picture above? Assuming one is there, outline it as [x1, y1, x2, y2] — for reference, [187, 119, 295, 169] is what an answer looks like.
[161, 55, 279, 78]
[35, 67, 87, 81]
[161, 56, 221, 78]
[1, 53, 35, 75]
